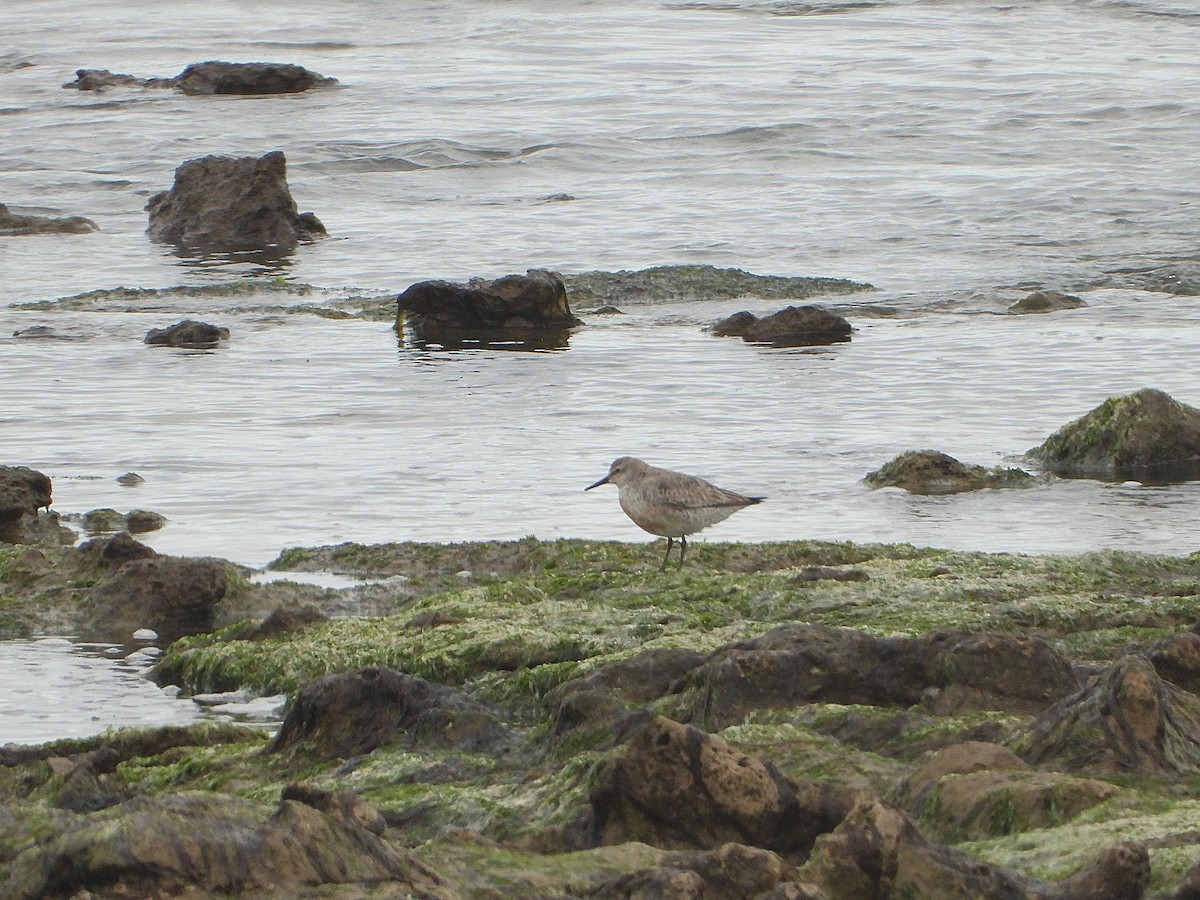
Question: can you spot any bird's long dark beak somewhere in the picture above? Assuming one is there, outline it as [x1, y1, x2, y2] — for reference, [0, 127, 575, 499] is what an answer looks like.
[584, 474, 610, 491]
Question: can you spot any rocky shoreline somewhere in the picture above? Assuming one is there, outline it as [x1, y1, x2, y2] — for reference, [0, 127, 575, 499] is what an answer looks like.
[4, 512, 1200, 896]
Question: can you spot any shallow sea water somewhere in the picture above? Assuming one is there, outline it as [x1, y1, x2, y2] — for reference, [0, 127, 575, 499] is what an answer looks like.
[1, 0, 1199, 740]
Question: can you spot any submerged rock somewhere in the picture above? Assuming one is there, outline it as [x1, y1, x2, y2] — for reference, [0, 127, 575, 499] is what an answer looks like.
[864, 449, 1037, 494]
[146, 151, 326, 253]
[144, 319, 230, 347]
[396, 268, 583, 345]
[564, 265, 874, 305]
[1008, 289, 1086, 313]
[1027, 388, 1200, 482]
[64, 61, 336, 95]
[712, 305, 852, 347]
[0, 201, 97, 236]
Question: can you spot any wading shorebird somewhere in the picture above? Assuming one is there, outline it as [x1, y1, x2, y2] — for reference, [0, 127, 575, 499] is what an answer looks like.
[585, 457, 765, 570]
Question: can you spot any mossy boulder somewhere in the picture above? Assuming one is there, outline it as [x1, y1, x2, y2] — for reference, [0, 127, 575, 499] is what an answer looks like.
[1027, 388, 1200, 482]
[1008, 290, 1086, 314]
[865, 450, 1036, 495]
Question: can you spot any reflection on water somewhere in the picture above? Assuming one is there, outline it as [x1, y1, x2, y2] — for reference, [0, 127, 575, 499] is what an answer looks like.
[0, 638, 283, 747]
[398, 327, 576, 353]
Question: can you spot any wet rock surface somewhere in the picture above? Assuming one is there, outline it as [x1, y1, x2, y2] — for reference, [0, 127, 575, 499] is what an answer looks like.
[146, 150, 326, 253]
[396, 268, 583, 345]
[712, 304, 853, 346]
[0, 201, 97, 235]
[865, 449, 1037, 494]
[1008, 290, 1087, 313]
[84, 556, 228, 643]
[144, 318, 230, 347]
[64, 60, 336, 94]
[1027, 387, 1200, 482]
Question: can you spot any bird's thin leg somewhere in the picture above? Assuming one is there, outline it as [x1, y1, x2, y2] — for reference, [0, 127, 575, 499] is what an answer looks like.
[678, 535, 687, 570]
[660, 538, 674, 571]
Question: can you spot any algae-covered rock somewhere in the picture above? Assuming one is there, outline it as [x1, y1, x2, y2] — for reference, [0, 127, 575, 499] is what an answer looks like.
[563, 265, 873, 305]
[80, 507, 126, 534]
[0, 466, 55, 544]
[682, 625, 1077, 728]
[1027, 388, 1200, 482]
[1008, 290, 1086, 314]
[1020, 654, 1200, 774]
[265, 667, 518, 761]
[1, 790, 447, 899]
[711, 304, 852, 347]
[865, 450, 1036, 495]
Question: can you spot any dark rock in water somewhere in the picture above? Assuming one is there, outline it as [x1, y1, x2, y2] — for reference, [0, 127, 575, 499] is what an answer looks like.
[174, 60, 338, 94]
[1027, 388, 1200, 482]
[63, 61, 335, 95]
[1021, 654, 1200, 774]
[0, 465, 55, 544]
[144, 319, 230, 347]
[864, 449, 1036, 494]
[265, 667, 518, 761]
[12, 325, 76, 341]
[396, 268, 583, 344]
[0, 201, 97, 236]
[564, 265, 874, 304]
[682, 624, 1077, 728]
[1, 790, 444, 899]
[146, 151, 326, 253]
[712, 305, 852, 346]
[80, 507, 126, 534]
[85, 557, 227, 643]
[125, 509, 167, 533]
[1091, 261, 1200, 296]
[116, 471, 146, 486]
[1008, 289, 1086, 313]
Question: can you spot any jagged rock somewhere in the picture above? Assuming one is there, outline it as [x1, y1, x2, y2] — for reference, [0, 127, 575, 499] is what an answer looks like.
[800, 798, 1148, 899]
[864, 449, 1036, 494]
[0, 466, 68, 545]
[0, 791, 447, 899]
[712, 305, 852, 346]
[146, 151, 326, 253]
[62, 68, 171, 90]
[265, 667, 518, 761]
[144, 319, 230, 347]
[84, 556, 227, 643]
[683, 625, 1077, 728]
[1008, 290, 1086, 313]
[0, 201, 97, 236]
[1027, 388, 1200, 482]
[581, 717, 857, 856]
[396, 269, 583, 345]
[1021, 654, 1200, 773]
[174, 61, 337, 95]
[76, 531, 158, 565]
